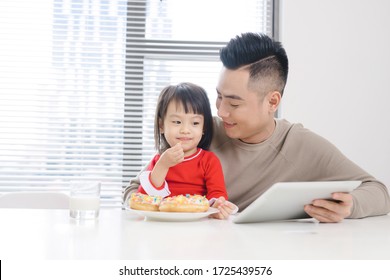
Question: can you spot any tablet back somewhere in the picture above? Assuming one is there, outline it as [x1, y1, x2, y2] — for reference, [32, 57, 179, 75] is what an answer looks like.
[232, 181, 361, 224]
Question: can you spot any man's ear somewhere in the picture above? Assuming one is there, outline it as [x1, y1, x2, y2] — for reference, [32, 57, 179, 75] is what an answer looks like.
[268, 91, 281, 113]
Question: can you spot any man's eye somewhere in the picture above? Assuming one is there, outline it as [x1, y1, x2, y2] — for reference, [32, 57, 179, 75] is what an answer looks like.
[230, 104, 239, 108]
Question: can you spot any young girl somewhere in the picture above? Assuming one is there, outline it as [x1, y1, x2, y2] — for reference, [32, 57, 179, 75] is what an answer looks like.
[137, 82, 237, 219]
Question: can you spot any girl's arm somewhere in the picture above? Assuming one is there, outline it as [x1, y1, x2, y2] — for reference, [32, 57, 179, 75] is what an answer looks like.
[150, 142, 184, 188]
[210, 197, 238, 220]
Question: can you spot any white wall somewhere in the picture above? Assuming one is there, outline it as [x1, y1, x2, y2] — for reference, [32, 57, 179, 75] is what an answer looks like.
[279, 0, 390, 186]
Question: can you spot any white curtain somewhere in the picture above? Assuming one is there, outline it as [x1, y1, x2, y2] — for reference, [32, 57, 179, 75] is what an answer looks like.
[0, 0, 274, 207]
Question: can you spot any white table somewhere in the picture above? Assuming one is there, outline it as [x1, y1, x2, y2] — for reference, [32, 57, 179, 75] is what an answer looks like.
[1, 208, 390, 260]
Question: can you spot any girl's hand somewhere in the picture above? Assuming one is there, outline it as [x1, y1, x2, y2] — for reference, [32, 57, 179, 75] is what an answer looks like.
[159, 142, 184, 168]
[210, 197, 238, 220]
[149, 143, 184, 188]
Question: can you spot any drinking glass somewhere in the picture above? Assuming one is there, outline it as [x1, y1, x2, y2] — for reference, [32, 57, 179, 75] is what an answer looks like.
[69, 181, 101, 219]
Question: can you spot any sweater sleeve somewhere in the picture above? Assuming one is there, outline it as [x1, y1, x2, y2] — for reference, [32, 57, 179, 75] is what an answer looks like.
[122, 155, 156, 203]
[311, 140, 390, 218]
[286, 125, 390, 218]
[123, 168, 144, 203]
[324, 148, 390, 218]
[350, 181, 390, 218]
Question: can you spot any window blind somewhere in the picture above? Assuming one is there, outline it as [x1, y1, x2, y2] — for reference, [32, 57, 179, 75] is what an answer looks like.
[0, 0, 274, 207]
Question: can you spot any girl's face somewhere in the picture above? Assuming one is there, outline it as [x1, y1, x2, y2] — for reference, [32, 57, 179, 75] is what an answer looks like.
[160, 100, 204, 156]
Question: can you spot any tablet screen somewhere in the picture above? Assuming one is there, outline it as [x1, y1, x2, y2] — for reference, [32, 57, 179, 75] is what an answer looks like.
[233, 180, 361, 223]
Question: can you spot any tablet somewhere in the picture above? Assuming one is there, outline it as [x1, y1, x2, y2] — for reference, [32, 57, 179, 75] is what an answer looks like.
[232, 180, 361, 224]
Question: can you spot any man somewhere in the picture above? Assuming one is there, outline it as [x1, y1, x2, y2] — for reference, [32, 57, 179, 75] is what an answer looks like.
[124, 32, 390, 222]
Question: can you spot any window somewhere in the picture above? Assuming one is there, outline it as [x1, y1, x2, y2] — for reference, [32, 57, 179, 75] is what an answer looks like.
[0, 0, 275, 207]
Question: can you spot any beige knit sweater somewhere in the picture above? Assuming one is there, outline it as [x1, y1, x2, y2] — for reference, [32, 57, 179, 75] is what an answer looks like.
[124, 117, 390, 218]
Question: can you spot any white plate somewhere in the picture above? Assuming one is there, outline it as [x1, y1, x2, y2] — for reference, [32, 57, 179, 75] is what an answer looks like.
[125, 206, 219, 222]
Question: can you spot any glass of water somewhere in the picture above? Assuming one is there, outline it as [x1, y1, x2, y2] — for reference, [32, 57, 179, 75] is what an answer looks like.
[69, 181, 101, 219]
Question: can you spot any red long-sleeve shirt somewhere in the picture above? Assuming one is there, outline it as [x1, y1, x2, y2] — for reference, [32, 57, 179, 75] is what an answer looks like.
[138, 148, 227, 200]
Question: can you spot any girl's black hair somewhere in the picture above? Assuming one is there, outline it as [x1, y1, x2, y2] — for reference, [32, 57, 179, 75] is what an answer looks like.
[154, 82, 213, 153]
